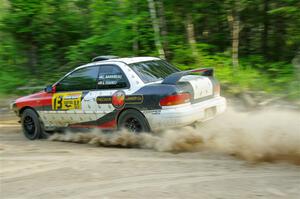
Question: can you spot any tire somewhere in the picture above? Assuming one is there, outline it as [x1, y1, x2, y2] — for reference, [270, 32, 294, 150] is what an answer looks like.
[118, 109, 151, 133]
[21, 109, 44, 140]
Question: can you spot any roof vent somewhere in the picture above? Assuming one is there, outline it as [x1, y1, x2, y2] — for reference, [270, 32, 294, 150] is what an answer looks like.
[92, 55, 119, 62]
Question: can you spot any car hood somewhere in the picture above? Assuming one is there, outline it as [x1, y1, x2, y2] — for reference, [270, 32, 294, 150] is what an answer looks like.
[16, 91, 46, 102]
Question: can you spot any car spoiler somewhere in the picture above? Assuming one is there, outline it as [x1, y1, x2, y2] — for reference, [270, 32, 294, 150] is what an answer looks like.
[162, 68, 214, 85]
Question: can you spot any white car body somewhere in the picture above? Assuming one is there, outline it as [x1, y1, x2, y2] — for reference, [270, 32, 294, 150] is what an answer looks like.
[13, 56, 226, 133]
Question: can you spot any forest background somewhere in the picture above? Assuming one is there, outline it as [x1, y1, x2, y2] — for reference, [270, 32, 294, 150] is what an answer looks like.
[0, 0, 299, 100]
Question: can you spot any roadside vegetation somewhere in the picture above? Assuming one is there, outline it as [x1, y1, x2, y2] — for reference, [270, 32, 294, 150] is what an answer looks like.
[0, 0, 299, 100]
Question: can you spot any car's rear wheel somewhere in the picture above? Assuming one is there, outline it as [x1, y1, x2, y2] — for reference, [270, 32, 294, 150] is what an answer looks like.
[118, 109, 150, 133]
[21, 109, 44, 140]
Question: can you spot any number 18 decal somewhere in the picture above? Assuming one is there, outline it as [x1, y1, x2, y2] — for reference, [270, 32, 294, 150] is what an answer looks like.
[52, 92, 82, 110]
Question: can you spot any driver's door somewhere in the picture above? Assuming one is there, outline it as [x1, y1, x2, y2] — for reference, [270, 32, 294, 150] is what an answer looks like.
[49, 66, 100, 127]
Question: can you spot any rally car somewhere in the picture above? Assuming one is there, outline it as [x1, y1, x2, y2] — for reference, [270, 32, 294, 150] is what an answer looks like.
[11, 56, 226, 140]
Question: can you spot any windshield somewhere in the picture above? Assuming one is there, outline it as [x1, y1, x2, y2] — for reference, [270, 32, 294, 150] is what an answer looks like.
[128, 60, 180, 83]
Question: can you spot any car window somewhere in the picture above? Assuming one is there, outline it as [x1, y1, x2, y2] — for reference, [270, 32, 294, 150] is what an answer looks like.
[97, 65, 129, 89]
[128, 60, 180, 83]
[56, 66, 99, 92]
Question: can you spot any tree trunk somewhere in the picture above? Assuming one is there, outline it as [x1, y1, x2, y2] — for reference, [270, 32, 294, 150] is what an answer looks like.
[147, 0, 165, 59]
[132, 23, 139, 55]
[156, 0, 170, 60]
[228, 9, 240, 69]
[28, 43, 37, 74]
[243, 25, 251, 55]
[274, 17, 286, 61]
[262, 0, 269, 58]
[132, 1, 139, 54]
[292, 50, 300, 81]
[185, 13, 198, 58]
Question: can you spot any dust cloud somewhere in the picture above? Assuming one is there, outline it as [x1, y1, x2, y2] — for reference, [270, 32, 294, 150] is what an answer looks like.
[49, 108, 300, 164]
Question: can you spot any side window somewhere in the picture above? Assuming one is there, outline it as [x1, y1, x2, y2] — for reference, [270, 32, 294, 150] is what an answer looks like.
[97, 65, 129, 89]
[56, 66, 99, 92]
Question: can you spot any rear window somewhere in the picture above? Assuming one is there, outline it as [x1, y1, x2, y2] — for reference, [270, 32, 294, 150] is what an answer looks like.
[128, 60, 180, 83]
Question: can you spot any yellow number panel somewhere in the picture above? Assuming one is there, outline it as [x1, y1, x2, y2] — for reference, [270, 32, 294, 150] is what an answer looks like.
[52, 92, 82, 110]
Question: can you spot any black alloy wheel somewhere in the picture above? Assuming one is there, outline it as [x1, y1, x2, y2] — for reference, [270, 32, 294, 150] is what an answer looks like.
[124, 117, 143, 132]
[118, 109, 150, 133]
[21, 109, 44, 140]
[23, 115, 36, 136]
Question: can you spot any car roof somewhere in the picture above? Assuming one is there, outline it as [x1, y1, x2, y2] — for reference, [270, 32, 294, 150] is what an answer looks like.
[76, 56, 160, 70]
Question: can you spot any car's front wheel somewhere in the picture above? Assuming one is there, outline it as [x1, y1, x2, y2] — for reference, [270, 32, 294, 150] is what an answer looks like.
[21, 109, 44, 140]
[118, 109, 150, 133]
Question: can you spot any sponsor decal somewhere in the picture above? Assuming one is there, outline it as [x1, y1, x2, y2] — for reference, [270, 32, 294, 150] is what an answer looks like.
[125, 95, 143, 104]
[96, 91, 143, 109]
[52, 92, 82, 110]
[96, 96, 112, 103]
[111, 90, 125, 109]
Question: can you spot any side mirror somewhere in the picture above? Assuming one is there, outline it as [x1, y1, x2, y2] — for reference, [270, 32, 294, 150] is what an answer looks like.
[45, 85, 56, 93]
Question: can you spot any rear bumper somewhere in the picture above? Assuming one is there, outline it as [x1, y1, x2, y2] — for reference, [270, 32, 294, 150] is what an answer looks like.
[143, 96, 226, 131]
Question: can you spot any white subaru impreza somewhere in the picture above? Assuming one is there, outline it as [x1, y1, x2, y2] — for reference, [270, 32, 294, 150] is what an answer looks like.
[11, 56, 226, 139]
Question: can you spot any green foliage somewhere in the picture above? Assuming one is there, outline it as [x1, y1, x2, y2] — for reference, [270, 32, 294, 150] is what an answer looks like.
[173, 47, 299, 99]
[0, 0, 299, 100]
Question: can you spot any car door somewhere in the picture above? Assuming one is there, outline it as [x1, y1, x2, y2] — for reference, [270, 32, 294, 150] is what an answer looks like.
[90, 64, 130, 116]
[48, 66, 100, 127]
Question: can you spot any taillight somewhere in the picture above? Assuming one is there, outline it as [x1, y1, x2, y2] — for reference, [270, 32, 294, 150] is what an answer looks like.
[159, 93, 191, 106]
[214, 83, 220, 96]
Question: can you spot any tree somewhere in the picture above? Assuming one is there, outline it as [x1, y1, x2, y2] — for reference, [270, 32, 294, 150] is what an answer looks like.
[261, 0, 270, 57]
[227, 0, 241, 69]
[185, 13, 198, 58]
[157, 0, 170, 59]
[147, 0, 165, 59]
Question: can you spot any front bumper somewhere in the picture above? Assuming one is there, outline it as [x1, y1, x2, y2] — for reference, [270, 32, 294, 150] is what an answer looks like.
[10, 101, 19, 115]
[143, 96, 226, 131]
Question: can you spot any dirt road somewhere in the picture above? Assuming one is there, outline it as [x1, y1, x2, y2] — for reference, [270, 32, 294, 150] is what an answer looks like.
[1, 124, 300, 199]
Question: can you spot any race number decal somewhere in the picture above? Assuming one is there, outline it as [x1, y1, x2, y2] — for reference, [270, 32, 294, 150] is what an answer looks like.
[52, 92, 82, 110]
